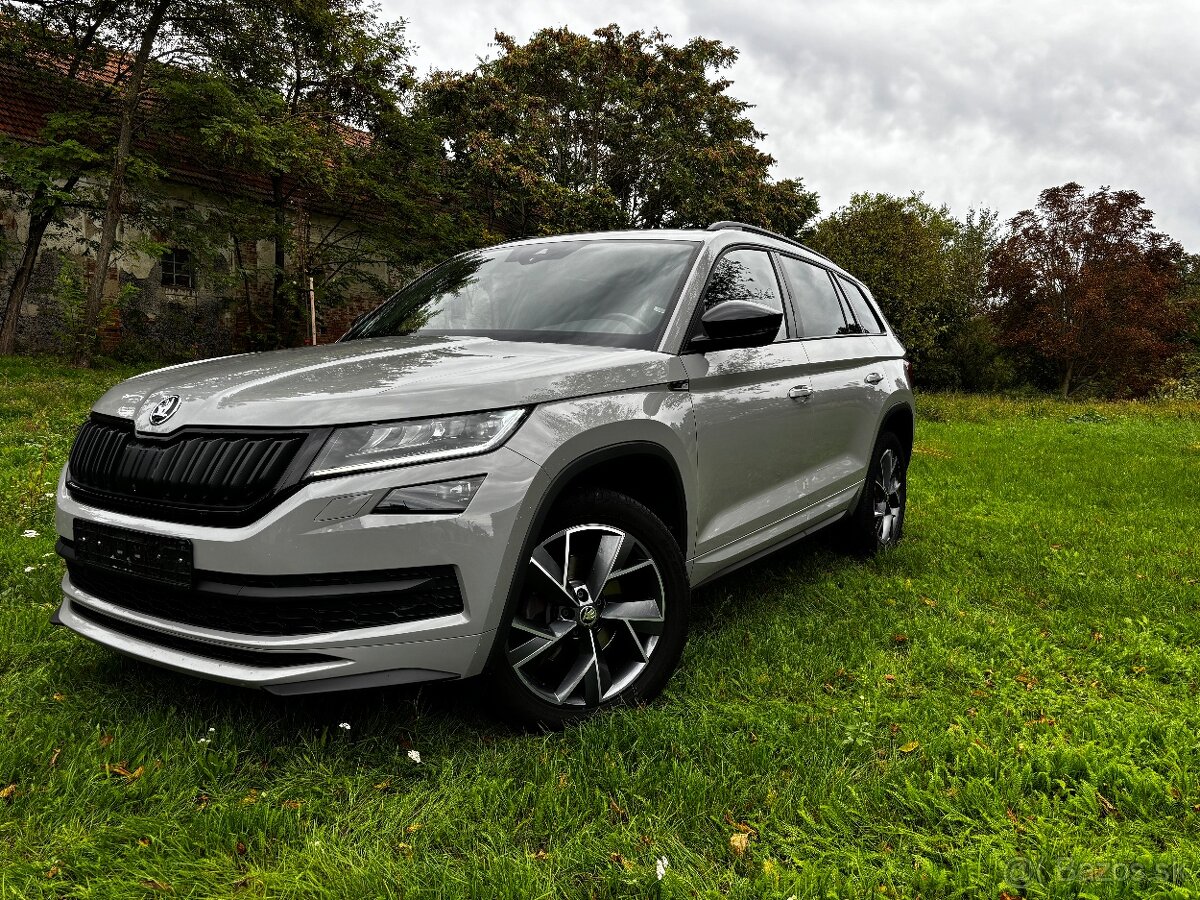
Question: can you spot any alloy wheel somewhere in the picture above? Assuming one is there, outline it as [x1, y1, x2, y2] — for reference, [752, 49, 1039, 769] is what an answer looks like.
[873, 448, 904, 545]
[505, 524, 666, 708]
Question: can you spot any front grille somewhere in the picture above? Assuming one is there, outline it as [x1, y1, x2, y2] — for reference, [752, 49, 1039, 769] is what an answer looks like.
[66, 415, 324, 525]
[64, 555, 465, 637]
[71, 603, 337, 667]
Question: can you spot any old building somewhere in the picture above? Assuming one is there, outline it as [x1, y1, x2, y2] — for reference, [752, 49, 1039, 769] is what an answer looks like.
[0, 60, 395, 361]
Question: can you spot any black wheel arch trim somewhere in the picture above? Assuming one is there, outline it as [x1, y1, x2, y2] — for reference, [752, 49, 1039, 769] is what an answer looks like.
[484, 440, 688, 671]
[847, 400, 914, 513]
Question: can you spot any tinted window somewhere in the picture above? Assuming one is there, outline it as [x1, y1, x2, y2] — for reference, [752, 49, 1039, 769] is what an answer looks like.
[703, 249, 785, 341]
[346, 239, 699, 350]
[838, 275, 884, 333]
[779, 256, 849, 337]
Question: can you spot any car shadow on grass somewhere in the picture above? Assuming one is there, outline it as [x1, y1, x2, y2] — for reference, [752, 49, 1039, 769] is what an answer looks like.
[67, 526, 918, 745]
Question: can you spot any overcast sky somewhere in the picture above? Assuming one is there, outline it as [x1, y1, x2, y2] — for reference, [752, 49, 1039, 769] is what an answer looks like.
[381, 0, 1200, 249]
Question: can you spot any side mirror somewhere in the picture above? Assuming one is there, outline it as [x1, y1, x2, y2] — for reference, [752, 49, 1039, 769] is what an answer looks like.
[688, 301, 782, 352]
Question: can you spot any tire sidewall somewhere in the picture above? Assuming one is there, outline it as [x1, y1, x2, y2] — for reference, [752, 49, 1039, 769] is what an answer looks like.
[845, 430, 908, 556]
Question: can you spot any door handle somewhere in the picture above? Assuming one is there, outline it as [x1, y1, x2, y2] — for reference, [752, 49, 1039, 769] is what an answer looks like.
[787, 385, 814, 401]
[864, 372, 883, 384]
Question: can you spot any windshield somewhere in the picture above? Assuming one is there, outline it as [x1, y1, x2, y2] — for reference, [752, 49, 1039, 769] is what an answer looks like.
[344, 239, 700, 349]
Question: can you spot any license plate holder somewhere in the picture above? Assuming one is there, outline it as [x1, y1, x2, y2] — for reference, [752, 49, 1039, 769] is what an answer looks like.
[73, 520, 193, 588]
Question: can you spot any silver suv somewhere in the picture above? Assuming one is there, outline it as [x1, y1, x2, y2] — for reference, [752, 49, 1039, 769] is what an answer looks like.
[54, 222, 913, 725]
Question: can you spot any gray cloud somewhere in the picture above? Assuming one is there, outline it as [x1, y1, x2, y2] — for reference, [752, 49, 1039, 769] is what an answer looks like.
[384, 0, 1200, 247]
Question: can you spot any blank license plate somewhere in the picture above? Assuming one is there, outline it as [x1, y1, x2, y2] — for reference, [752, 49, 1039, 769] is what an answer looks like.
[73, 519, 193, 588]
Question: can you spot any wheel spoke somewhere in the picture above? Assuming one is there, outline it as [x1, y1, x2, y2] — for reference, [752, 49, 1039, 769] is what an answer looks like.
[609, 559, 652, 580]
[625, 620, 650, 662]
[530, 546, 576, 603]
[586, 530, 633, 599]
[600, 598, 662, 622]
[880, 450, 895, 485]
[627, 617, 666, 637]
[507, 619, 575, 669]
[553, 631, 596, 704]
[583, 641, 611, 705]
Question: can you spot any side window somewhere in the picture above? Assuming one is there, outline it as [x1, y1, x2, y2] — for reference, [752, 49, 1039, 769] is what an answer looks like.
[702, 248, 786, 341]
[778, 256, 849, 337]
[837, 275, 885, 333]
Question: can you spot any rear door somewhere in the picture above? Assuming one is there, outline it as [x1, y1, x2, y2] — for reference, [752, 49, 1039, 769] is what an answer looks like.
[681, 246, 814, 559]
[776, 254, 886, 506]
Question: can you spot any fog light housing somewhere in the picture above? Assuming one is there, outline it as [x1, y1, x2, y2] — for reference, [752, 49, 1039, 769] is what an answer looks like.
[374, 476, 485, 514]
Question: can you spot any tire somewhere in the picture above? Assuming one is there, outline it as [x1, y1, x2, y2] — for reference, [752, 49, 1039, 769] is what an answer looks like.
[487, 488, 690, 728]
[838, 430, 908, 556]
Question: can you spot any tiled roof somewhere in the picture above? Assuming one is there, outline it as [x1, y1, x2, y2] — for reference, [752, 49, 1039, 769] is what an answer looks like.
[0, 56, 373, 208]
[0, 61, 65, 142]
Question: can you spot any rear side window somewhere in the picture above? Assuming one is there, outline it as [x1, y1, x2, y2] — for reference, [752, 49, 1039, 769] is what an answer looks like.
[703, 248, 786, 341]
[778, 256, 849, 338]
[838, 276, 885, 333]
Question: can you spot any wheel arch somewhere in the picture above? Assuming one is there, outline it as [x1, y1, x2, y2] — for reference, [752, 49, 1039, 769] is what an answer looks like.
[531, 441, 689, 552]
[879, 401, 915, 463]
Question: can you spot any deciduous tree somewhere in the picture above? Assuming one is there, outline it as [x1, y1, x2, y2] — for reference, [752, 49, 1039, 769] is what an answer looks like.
[988, 182, 1186, 398]
[423, 26, 818, 239]
[183, 0, 465, 347]
[0, 1, 125, 354]
[808, 193, 999, 387]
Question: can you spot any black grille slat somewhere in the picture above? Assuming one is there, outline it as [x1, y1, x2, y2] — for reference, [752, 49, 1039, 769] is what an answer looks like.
[66, 560, 464, 636]
[67, 417, 311, 525]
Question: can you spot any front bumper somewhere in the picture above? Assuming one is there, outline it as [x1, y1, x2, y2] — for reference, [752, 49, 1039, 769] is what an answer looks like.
[53, 446, 543, 693]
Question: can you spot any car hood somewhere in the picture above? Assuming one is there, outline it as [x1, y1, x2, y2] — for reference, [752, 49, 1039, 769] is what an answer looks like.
[93, 336, 684, 433]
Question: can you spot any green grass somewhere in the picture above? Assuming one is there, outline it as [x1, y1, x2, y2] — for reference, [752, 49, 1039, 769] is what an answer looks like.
[2, 355, 1200, 898]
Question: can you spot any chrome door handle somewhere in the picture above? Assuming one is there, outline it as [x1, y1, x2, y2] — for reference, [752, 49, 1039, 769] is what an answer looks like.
[864, 372, 883, 384]
[787, 385, 814, 401]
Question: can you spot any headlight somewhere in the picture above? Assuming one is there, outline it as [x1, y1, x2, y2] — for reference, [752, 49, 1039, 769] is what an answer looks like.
[308, 409, 526, 478]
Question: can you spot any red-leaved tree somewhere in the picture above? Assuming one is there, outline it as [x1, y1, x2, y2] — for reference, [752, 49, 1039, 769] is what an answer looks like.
[988, 182, 1186, 397]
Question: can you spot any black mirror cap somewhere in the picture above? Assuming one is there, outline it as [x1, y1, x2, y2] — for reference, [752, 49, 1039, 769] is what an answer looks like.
[689, 301, 782, 352]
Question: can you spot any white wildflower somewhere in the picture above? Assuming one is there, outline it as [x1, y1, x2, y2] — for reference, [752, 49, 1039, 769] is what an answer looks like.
[22, 529, 39, 538]
[24, 566, 35, 573]
[655, 857, 669, 881]
[208, 727, 216, 732]
[338, 722, 351, 731]
[407, 749, 422, 764]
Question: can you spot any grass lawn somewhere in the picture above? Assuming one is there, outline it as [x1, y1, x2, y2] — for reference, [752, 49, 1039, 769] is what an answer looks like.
[2, 355, 1199, 898]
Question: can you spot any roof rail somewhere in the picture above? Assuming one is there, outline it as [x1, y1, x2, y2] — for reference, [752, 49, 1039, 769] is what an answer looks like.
[706, 221, 833, 263]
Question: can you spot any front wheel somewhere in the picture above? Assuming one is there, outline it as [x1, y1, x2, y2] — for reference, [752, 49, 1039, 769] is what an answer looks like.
[838, 430, 908, 556]
[489, 488, 689, 728]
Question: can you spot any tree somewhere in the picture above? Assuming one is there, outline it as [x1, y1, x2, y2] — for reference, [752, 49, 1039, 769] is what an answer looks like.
[181, 0, 466, 348]
[988, 183, 1186, 398]
[0, 1, 125, 354]
[423, 25, 818, 240]
[76, 0, 171, 366]
[808, 193, 999, 387]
